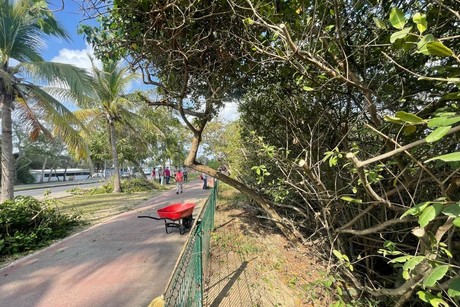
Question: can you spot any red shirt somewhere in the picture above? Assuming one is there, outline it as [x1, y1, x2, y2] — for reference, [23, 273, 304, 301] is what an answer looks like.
[175, 172, 183, 182]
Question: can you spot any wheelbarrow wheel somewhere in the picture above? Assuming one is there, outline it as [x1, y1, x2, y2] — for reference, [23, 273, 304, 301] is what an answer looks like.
[183, 215, 193, 228]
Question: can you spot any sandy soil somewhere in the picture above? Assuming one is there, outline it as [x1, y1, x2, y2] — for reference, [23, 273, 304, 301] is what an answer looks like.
[204, 187, 334, 306]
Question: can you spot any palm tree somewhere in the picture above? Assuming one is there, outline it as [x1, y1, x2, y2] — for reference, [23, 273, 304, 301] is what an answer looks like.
[0, 0, 93, 201]
[76, 60, 139, 193]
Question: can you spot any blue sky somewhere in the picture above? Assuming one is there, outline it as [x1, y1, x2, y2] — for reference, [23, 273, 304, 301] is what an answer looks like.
[43, 1, 99, 69]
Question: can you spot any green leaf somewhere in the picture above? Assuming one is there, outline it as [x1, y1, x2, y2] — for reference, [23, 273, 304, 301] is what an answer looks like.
[401, 201, 431, 218]
[453, 217, 460, 227]
[390, 27, 412, 44]
[417, 291, 449, 307]
[442, 203, 460, 218]
[389, 255, 412, 263]
[336, 286, 343, 296]
[448, 278, 460, 298]
[403, 256, 425, 271]
[243, 17, 255, 25]
[389, 8, 406, 29]
[426, 126, 451, 143]
[425, 152, 460, 163]
[426, 41, 454, 57]
[340, 196, 362, 203]
[440, 92, 460, 102]
[428, 116, 460, 128]
[402, 270, 410, 280]
[395, 111, 424, 124]
[403, 125, 417, 135]
[333, 249, 349, 262]
[440, 247, 452, 258]
[329, 155, 338, 167]
[413, 13, 427, 34]
[373, 17, 387, 29]
[302, 86, 314, 91]
[417, 34, 435, 55]
[423, 265, 449, 288]
[418, 204, 443, 228]
[384, 115, 405, 124]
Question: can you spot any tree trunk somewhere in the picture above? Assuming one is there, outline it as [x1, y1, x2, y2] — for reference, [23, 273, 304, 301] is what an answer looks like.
[40, 157, 48, 183]
[131, 160, 147, 180]
[109, 120, 122, 193]
[1, 92, 15, 201]
[185, 134, 302, 243]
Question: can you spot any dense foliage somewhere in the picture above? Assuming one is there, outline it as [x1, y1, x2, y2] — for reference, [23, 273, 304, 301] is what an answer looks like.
[0, 196, 81, 257]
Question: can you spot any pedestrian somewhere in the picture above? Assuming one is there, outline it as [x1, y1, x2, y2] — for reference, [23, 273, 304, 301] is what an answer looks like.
[201, 173, 208, 189]
[175, 169, 184, 194]
[158, 167, 163, 185]
[164, 167, 171, 184]
[183, 167, 188, 182]
[151, 168, 156, 181]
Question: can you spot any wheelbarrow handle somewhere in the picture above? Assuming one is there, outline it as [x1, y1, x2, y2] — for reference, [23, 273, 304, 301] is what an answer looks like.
[138, 215, 162, 220]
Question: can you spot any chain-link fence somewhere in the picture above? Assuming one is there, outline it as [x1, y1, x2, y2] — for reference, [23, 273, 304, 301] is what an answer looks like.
[162, 182, 218, 307]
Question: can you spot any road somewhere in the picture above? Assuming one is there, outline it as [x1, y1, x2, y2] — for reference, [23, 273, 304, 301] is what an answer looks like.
[14, 180, 105, 199]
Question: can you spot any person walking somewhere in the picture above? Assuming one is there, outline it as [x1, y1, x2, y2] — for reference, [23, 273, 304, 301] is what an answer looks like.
[164, 167, 171, 184]
[201, 173, 208, 189]
[175, 169, 184, 194]
[158, 167, 163, 185]
[150, 168, 156, 181]
[183, 167, 188, 182]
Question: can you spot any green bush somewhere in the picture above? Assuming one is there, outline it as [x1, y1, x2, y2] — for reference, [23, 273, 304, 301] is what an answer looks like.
[0, 196, 81, 256]
[121, 178, 162, 192]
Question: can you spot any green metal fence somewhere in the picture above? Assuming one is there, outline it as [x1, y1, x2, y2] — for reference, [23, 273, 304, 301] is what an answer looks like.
[162, 182, 217, 307]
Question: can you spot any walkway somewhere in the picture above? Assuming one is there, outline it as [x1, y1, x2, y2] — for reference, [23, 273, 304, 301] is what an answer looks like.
[0, 180, 210, 307]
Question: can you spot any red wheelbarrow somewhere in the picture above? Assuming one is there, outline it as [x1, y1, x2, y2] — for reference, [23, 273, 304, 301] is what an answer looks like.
[138, 203, 196, 235]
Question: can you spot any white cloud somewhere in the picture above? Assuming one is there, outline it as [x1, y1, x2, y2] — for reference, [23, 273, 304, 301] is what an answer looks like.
[50, 44, 101, 71]
[218, 102, 240, 122]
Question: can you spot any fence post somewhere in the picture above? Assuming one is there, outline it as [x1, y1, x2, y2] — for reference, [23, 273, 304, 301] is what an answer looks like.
[198, 224, 203, 306]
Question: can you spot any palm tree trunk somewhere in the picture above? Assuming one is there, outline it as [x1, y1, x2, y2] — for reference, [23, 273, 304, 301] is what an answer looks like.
[109, 121, 122, 193]
[1, 93, 15, 201]
[40, 157, 48, 183]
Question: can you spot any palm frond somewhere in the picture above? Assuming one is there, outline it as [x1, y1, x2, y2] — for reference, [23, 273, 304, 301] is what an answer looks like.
[19, 62, 94, 100]
[91, 60, 140, 107]
[42, 86, 94, 108]
[73, 108, 106, 132]
[18, 85, 91, 159]
[18, 83, 82, 121]
[0, 0, 54, 63]
[73, 108, 103, 122]
[13, 89, 52, 140]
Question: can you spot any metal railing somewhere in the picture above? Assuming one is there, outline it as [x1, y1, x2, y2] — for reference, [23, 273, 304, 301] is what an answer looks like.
[162, 182, 217, 306]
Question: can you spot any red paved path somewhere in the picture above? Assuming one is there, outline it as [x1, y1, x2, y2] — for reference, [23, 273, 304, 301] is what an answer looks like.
[0, 180, 210, 307]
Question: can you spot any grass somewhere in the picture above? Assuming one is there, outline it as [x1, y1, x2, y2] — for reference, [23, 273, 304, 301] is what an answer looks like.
[57, 190, 160, 225]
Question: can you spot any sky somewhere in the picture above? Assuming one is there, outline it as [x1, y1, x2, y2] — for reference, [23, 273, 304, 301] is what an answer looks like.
[44, 1, 95, 67]
[43, 0, 239, 121]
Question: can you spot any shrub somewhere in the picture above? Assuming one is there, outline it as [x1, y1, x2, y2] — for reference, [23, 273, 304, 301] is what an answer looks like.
[69, 178, 164, 195]
[0, 196, 81, 257]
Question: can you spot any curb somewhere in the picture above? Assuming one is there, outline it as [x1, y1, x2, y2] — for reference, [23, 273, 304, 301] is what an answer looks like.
[14, 179, 105, 192]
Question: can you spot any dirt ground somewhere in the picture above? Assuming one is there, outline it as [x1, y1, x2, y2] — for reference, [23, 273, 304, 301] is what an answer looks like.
[204, 186, 335, 306]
